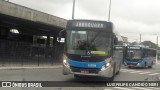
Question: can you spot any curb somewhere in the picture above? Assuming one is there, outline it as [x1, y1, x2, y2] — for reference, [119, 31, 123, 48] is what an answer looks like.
[0, 65, 62, 70]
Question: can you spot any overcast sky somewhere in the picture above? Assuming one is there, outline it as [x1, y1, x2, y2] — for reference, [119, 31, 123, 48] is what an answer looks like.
[9, 0, 160, 45]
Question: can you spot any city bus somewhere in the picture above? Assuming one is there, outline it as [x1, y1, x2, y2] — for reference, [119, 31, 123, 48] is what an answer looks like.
[113, 45, 126, 64]
[59, 20, 123, 81]
[123, 45, 156, 68]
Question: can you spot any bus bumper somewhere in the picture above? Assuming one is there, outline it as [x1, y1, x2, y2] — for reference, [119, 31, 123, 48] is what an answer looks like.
[124, 62, 144, 68]
[63, 64, 113, 78]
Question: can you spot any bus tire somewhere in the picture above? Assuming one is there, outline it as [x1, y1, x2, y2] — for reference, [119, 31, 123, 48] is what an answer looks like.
[148, 61, 153, 68]
[128, 66, 132, 68]
[143, 62, 147, 69]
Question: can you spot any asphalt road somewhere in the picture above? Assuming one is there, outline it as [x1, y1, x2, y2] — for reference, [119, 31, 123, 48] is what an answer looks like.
[0, 61, 160, 90]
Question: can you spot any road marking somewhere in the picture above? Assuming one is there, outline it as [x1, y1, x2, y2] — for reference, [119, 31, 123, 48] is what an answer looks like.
[120, 68, 160, 76]
[149, 73, 160, 76]
[120, 70, 129, 72]
[130, 71, 143, 73]
[148, 87, 160, 90]
[104, 89, 112, 90]
[139, 72, 150, 74]
[113, 87, 134, 90]
[120, 69, 135, 72]
[132, 87, 152, 90]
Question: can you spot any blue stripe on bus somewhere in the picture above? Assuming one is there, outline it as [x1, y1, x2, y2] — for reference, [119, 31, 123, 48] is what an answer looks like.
[67, 59, 106, 69]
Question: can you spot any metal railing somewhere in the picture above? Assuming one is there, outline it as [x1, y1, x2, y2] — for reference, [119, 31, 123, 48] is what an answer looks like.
[0, 39, 64, 67]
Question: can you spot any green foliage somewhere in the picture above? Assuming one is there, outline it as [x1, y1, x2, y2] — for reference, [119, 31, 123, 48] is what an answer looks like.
[130, 41, 158, 49]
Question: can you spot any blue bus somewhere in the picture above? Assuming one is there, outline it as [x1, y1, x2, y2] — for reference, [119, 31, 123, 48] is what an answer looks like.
[113, 45, 126, 64]
[60, 20, 123, 81]
[123, 45, 156, 68]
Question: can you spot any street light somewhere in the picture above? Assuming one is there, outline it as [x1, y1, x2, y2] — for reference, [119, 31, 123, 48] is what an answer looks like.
[108, 0, 112, 21]
[156, 36, 159, 64]
[72, 0, 75, 19]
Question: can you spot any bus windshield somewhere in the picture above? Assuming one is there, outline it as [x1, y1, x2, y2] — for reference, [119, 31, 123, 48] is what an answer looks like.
[66, 30, 111, 56]
[126, 50, 142, 60]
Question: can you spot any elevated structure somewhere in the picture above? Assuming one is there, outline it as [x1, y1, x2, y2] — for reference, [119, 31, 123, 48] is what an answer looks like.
[0, 0, 67, 65]
[0, 0, 67, 35]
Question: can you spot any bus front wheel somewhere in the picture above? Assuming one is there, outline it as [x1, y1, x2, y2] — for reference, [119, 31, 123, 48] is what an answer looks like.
[148, 61, 153, 68]
[143, 62, 147, 69]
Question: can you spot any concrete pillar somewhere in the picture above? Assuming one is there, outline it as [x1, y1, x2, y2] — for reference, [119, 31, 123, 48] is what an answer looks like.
[52, 35, 58, 61]
[45, 35, 50, 58]
[46, 35, 50, 47]
[53, 35, 57, 46]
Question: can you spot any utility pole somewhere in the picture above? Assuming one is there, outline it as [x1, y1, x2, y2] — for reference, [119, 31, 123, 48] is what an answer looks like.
[156, 36, 159, 64]
[140, 34, 141, 44]
[108, 0, 112, 21]
[72, 0, 75, 19]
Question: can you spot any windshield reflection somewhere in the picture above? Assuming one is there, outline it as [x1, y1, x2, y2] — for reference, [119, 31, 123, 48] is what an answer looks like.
[126, 50, 142, 60]
[66, 30, 111, 55]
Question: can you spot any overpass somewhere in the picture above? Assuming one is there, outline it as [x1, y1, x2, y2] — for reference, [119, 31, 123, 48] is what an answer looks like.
[0, 0, 67, 66]
[0, 0, 67, 35]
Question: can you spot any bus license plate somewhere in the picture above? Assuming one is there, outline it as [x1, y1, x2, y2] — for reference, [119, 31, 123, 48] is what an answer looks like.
[81, 70, 89, 73]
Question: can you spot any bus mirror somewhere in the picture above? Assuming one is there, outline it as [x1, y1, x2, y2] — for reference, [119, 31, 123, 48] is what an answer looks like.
[114, 37, 118, 45]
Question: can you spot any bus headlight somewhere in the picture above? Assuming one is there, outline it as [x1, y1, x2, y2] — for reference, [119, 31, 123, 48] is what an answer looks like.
[101, 63, 110, 71]
[101, 65, 106, 71]
[105, 58, 111, 67]
[137, 63, 141, 66]
[106, 62, 110, 67]
[63, 59, 70, 67]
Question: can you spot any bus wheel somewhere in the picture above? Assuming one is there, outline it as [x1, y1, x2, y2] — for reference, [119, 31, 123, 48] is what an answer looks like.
[128, 66, 132, 68]
[148, 62, 153, 68]
[143, 62, 147, 69]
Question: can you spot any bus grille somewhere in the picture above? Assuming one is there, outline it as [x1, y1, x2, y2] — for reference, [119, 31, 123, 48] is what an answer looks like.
[70, 66, 100, 74]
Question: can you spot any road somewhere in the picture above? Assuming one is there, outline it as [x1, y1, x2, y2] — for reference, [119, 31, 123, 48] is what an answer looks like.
[0, 61, 160, 90]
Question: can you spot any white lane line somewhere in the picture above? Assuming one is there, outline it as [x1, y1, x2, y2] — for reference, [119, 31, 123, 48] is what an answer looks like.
[132, 87, 152, 90]
[113, 87, 135, 90]
[104, 89, 112, 90]
[139, 72, 150, 74]
[148, 87, 160, 90]
[130, 71, 143, 73]
[120, 70, 130, 72]
[120, 69, 136, 72]
[149, 73, 160, 76]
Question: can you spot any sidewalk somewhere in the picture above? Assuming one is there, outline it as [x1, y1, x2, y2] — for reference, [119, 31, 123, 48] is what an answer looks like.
[0, 63, 63, 70]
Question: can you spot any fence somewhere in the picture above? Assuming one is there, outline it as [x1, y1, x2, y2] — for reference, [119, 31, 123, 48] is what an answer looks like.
[0, 39, 64, 67]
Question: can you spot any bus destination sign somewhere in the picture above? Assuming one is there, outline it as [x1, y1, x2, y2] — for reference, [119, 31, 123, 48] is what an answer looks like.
[72, 21, 106, 28]
[128, 46, 140, 49]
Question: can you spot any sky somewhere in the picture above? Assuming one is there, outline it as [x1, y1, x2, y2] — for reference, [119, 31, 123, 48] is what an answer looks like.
[8, 0, 160, 45]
